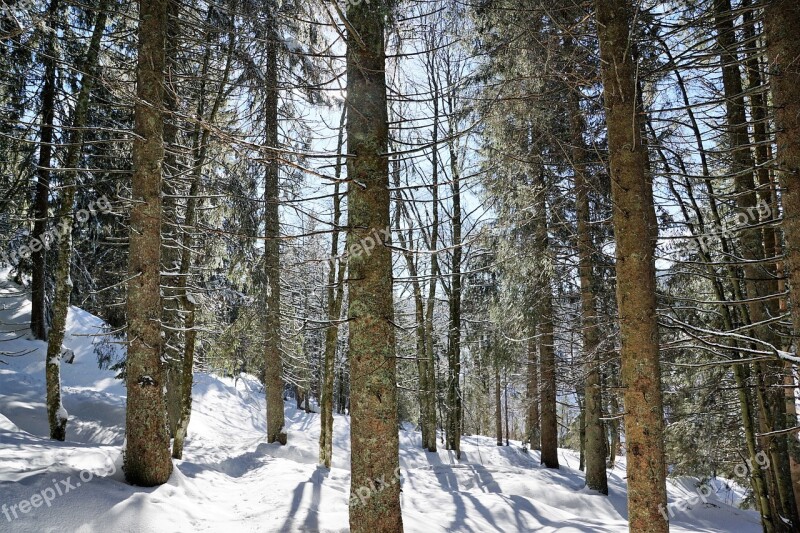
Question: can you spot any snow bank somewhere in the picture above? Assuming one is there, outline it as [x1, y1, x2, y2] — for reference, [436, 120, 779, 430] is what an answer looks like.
[0, 278, 762, 532]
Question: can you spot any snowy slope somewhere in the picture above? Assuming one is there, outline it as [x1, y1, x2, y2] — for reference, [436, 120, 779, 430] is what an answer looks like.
[0, 279, 762, 532]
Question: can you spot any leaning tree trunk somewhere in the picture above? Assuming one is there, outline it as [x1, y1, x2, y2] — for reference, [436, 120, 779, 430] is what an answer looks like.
[124, 0, 173, 487]
[345, 0, 403, 529]
[263, 9, 286, 446]
[595, 0, 667, 530]
[45, 0, 107, 442]
[30, 0, 60, 341]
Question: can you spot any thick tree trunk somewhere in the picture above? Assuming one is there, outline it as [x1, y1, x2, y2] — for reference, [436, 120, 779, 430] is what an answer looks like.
[30, 0, 59, 341]
[345, 0, 403, 529]
[446, 260, 462, 457]
[595, 0, 667, 529]
[44, 0, 108, 444]
[263, 11, 286, 446]
[765, 0, 800, 513]
[124, 0, 173, 487]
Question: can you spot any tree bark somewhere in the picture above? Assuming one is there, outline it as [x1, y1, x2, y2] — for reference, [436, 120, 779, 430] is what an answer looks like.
[124, 0, 173, 487]
[571, 85, 608, 494]
[445, 126, 462, 459]
[595, 0, 667, 529]
[534, 166, 558, 470]
[345, 0, 403, 529]
[263, 9, 286, 446]
[30, 0, 59, 341]
[764, 0, 800, 521]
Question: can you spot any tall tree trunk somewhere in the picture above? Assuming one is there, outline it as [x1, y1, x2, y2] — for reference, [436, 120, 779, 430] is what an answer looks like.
[45, 0, 107, 442]
[595, 0, 667, 529]
[534, 166, 558, 469]
[572, 86, 608, 494]
[30, 0, 59, 341]
[320, 106, 346, 468]
[765, 0, 800, 520]
[345, 0, 403, 529]
[124, 0, 173, 487]
[263, 10, 286, 446]
[752, 0, 800, 498]
[445, 121, 462, 458]
[442, 72, 465, 455]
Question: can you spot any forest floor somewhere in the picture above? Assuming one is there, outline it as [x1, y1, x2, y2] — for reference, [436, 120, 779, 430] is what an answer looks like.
[0, 277, 762, 532]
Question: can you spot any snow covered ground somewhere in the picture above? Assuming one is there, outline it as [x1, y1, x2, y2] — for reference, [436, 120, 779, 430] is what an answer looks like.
[0, 279, 762, 532]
